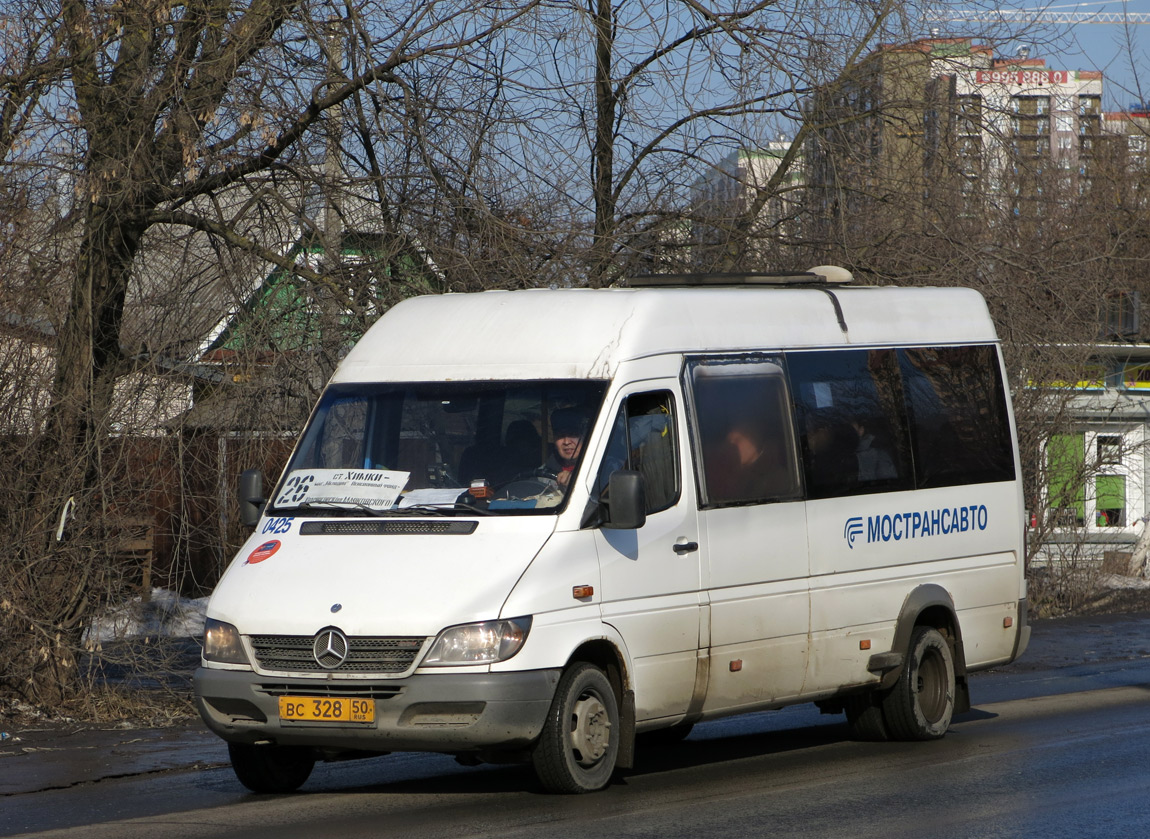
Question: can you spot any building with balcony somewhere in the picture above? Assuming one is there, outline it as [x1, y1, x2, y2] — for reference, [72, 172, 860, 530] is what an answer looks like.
[805, 38, 1106, 236]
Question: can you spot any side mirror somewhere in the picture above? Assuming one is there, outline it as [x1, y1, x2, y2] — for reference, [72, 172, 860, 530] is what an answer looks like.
[602, 470, 647, 530]
[239, 469, 265, 528]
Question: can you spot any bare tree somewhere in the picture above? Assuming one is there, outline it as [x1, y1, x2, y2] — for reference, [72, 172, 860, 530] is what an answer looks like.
[0, 0, 538, 704]
[459, 0, 935, 284]
[2, 0, 1069, 708]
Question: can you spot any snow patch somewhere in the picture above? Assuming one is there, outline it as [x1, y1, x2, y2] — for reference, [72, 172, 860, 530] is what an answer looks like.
[83, 589, 207, 644]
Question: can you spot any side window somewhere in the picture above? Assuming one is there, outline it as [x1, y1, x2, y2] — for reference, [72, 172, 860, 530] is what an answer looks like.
[594, 391, 679, 515]
[899, 346, 1016, 488]
[687, 357, 802, 507]
[787, 349, 913, 499]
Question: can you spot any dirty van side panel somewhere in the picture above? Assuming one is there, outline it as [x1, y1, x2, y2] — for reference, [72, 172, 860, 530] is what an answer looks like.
[593, 380, 705, 722]
[493, 528, 609, 673]
[702, 504, 810, 712]
[805, 484, 1023, 690]
[796, 343, 1024, 692]
[683, 356, 812, 714]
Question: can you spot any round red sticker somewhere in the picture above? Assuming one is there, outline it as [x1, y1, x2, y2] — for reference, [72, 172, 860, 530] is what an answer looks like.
[246, 540, 281, 564]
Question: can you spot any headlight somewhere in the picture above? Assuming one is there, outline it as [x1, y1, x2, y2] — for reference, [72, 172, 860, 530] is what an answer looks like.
[423, 617, 532, 666]
[203, 618, 249, 665]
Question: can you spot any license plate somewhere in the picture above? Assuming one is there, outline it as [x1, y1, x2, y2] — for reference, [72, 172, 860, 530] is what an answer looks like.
[278, 696, 375, 723]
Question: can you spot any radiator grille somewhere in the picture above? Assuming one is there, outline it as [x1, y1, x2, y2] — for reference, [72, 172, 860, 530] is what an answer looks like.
[250, 634, 426, 674]
[299, 520, 477, 535]
[255, 683, 404, 699]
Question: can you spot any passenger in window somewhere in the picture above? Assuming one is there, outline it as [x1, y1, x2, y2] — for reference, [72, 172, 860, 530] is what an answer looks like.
[706, 420, 788, 503]
[544, 409, 588, 490]
[805, 411, 858, 492]
[852, 419, 898, 482]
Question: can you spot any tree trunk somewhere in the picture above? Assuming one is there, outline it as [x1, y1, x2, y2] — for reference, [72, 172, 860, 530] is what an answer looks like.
[2, 201, 143, 704]
[1133, 517, 1150, 577]
[589, 0, 616, 287]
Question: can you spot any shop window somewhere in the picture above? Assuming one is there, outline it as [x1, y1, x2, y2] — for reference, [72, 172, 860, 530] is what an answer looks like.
[1047, 433, 1086, 526]
[1095, 475, 1126, 527]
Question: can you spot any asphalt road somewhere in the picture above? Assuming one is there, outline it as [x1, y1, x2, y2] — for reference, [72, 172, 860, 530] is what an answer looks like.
[4, 612, 1150, 839]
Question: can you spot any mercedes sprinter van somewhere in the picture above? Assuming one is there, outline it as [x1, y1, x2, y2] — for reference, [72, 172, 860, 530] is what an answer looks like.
[195, 269, 1029, 793]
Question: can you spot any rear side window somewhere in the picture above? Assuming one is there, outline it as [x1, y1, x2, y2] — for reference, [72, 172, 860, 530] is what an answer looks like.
[788, 349, 914, 499]
[687, 356, 803, 506]
[899, 346, 1016, 488]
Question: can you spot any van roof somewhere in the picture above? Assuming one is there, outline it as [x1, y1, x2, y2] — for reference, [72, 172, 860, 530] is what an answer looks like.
[333, 284, 998, 383]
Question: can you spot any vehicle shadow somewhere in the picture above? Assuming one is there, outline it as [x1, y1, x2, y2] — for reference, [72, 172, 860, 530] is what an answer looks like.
[238, 706, 1006, 799]
[287, 717, 877, 797]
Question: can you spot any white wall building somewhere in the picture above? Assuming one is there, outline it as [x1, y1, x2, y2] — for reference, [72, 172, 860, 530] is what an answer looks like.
[688, 142, 804, 268]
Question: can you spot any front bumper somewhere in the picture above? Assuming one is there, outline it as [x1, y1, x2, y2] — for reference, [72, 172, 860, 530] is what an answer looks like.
[194, 666, 561, 754]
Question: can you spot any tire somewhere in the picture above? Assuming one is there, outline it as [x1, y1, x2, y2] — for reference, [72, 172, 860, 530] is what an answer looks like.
[844, 693, 889, 741]
[532, 662, 620, 793]
[228, 742, 315, 793]
[881, 626, 955, 741]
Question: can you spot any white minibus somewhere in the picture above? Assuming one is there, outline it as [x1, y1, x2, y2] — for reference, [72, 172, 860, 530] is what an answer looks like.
[195, 269, 1030, 794]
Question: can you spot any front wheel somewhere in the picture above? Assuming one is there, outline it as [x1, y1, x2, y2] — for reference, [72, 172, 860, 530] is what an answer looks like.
[881, 626, 955, 741]
[228, 742, 315, 793]
[532, 662, 620, 793]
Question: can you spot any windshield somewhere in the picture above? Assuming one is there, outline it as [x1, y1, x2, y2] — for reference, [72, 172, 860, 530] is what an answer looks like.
[269, 380, 607, 516]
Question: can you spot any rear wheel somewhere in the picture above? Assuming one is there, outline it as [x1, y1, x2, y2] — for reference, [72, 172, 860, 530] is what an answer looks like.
[532, 662, 619, 793]
[881, 626, 955, 741]
[228, 742, 315, 793]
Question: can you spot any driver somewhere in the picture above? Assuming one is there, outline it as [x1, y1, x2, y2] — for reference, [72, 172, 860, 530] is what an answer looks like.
[544, 409, 588, 490]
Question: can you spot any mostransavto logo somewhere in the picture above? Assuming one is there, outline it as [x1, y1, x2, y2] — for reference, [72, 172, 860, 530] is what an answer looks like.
[844, 504, 989, 549]
[844, 516, 865, 549]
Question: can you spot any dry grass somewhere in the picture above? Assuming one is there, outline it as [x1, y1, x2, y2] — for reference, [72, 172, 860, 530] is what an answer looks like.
[1028, 563, 1150, 619]
[2, 635, 200, 729]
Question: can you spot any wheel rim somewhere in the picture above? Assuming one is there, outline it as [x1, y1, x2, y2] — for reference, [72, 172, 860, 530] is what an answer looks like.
[915, 645, 948, 723]
[568, 689, 611, 766]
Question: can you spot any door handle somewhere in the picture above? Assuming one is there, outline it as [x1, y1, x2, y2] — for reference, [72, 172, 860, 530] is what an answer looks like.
[673, 540, 699, 555]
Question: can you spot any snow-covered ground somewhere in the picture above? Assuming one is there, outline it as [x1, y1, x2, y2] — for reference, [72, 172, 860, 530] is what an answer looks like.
[83, 589, 208, 645]
[1098, 573, 1150, 590]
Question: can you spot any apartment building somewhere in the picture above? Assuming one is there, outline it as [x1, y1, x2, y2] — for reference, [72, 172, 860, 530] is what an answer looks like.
[806, 38, 1106, 232]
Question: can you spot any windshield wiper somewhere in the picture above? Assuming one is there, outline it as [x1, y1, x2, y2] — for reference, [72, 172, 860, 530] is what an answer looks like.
[273, 499, 495, 518]
[394, 502, 495, 517]
[272, 501, 391, 517]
